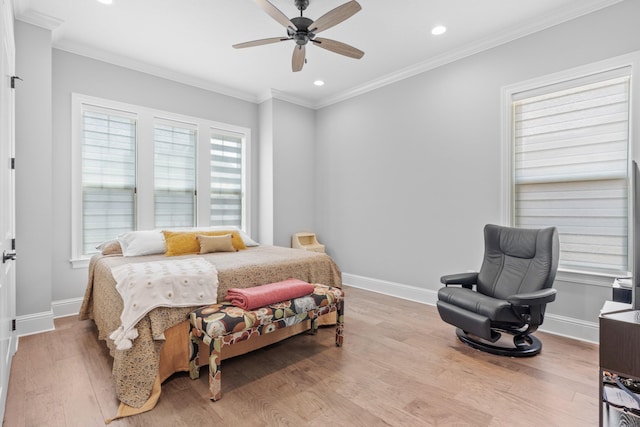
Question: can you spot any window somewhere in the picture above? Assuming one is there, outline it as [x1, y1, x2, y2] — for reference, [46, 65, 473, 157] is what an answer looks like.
[154, 120, 197, 228]
[504, 58, 637, 276]
[210, 131, 244, 227]
[71, 94, 251, 266]
[80, 106, 137, 255]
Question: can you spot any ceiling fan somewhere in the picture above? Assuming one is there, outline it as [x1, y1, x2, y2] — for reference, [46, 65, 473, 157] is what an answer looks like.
[233, 0, 364, 72]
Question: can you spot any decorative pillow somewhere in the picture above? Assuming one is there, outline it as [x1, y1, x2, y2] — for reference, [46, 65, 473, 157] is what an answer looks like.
[117, 230, 166, 257]
[96, 240, 123, 256]
[197, 234, 237, 253]
[205, 226, 259, 247]
[163, 230, 246, 256]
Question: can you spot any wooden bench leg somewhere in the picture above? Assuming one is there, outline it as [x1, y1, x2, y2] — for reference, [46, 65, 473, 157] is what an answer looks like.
[188, 326, 201, 380]
[310, 315, 319, 335]
[208, 337, 222, 400]
[336, 300, 344, 347]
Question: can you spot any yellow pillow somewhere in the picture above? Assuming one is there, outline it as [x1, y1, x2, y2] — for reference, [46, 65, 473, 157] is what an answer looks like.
[197, 234, 237, 253]
[163, 230, 246, 256]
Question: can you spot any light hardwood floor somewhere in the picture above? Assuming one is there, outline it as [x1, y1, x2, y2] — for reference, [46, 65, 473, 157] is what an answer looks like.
[3, 286, 599, 426]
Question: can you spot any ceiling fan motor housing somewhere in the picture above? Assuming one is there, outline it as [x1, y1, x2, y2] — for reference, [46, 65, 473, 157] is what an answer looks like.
[289, 16, 315, 45]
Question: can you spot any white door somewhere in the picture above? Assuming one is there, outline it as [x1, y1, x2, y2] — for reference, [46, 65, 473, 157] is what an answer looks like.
[0, 0, 16, 421]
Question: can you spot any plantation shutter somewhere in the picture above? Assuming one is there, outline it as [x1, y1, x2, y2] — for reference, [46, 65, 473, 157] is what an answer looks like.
[513, 69, 631, 273]
[81, 106, 137, 255]
[210, 131, 243, 227]
[154, 120, 197, 228]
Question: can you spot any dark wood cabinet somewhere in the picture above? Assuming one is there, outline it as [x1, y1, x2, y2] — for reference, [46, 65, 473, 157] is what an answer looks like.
[600, 310, 640, 426]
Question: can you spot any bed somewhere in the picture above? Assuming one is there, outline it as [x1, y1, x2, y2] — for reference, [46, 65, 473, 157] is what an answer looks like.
[78, 238, 342, 421]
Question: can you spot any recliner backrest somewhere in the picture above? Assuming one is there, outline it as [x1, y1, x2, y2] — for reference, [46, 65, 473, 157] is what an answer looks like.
[476, 224, 559, 300]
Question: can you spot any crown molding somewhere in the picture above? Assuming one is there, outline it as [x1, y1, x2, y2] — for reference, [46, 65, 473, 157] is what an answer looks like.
[314, 0, 625, 109]
[262, 89, 315, 109]
[14, 8, 64, 30]
[53, 40, 260, 104]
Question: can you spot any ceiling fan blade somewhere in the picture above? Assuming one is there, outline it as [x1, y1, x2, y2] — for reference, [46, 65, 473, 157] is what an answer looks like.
[309, 1, 361, 34]
[312, 37, 364, 59]
[292, 45, 306, 72]
[255, 0, 297, 31]
[233, 37, 290, 49]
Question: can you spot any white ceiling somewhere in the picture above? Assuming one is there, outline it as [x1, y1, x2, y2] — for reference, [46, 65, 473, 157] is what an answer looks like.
[14, 0, 623, 108]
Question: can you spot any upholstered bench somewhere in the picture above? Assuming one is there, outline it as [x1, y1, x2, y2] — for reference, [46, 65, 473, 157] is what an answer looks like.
[188, 284, 344, 400]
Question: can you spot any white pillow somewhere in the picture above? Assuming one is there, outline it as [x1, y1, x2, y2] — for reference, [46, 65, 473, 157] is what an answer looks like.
[117, 230, 166, 257]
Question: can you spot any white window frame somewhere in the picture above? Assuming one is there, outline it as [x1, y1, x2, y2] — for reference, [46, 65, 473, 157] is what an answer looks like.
[501, 51, 640, 285]
[71, 93, 252, 268]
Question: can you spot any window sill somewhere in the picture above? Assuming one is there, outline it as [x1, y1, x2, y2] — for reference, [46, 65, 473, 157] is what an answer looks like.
[70, 258, 90, 269]
[556, 268, 623, 287]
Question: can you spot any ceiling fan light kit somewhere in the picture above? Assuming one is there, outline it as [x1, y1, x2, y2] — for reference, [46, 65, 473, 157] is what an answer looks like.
[233, 0, 364, 72]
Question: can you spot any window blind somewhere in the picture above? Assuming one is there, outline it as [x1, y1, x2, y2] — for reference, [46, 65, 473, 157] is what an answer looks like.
[210, 131, 243, 227]
[154, 121, 197, 228]
[81, 108, 137, 255]
[513, 73, 631, 273]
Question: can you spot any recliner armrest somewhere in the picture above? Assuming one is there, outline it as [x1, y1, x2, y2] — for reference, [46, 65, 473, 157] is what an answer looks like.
[507, 288, 557, 306]
[440, 272, 479, 289]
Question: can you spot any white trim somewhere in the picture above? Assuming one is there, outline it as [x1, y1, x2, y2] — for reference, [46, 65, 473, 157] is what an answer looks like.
[539, 314, 599, 344]
[16, 310, 54, 337]
[12, 298, 84, 338]
[12, 7, 63, 31]
[52, 41, 259, 104]
[556, 269, 619, 287]
[261, 89, 315, 110]
[52, 297, 83, 319]
[343, 272, 600, 343]
[343, 273, 437, 305]
[70, 257, 89, 269]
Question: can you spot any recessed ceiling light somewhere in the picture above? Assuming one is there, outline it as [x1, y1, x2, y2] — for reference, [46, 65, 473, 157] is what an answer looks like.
[431, 25, 447, 36]
[314, 80, 325, 87]
[97, 0, 113, 4]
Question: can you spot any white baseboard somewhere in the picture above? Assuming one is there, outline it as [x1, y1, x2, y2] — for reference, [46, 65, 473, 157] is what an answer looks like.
[16, 297, 84, 337]
[538, 313, 599, 344]
[16, 311, 54, 337]
[343, 273, 438, 305]
[342, 272, 599, 344]
[52, 297, 84, 319]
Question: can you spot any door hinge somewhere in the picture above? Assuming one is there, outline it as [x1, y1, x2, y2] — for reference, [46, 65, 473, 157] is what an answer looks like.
[10, 157, 15, 169]
[12, 319, 16, 331]
[11, 238, 15, 250]
[10, 76, 22, 89]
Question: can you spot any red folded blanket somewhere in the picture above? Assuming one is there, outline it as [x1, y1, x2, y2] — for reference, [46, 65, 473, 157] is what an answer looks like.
[225, 279, 315, 310]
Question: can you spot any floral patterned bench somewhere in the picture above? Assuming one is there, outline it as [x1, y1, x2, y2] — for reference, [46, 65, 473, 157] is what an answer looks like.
[188, 284, 345, 400]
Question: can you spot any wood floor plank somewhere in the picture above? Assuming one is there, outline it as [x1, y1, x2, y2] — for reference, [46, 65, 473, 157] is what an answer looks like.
[3, 286, 600, 426]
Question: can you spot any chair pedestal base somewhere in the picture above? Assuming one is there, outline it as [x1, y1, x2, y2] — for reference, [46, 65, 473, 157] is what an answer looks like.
[456, 328, 542, 357]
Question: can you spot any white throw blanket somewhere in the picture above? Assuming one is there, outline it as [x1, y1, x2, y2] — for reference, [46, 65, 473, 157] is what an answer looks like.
[109, 258, 218, 350]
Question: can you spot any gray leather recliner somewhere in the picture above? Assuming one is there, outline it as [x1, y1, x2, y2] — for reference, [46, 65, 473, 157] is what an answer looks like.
[437, 224, 559, 357]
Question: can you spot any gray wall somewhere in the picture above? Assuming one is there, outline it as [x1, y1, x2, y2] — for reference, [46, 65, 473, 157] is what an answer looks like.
[272, 99, 316, 248]
[15, 22, 53, 319]
[315, 0, 640, 334]
[258, 99, 273, 245]
[50, 50, 261, 303]
[258, 98, 316, 247]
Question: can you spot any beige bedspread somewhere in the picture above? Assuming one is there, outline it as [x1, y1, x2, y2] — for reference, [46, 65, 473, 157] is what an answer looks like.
[79, 245, 342, 408]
